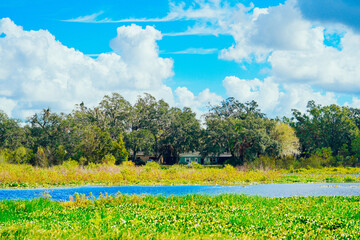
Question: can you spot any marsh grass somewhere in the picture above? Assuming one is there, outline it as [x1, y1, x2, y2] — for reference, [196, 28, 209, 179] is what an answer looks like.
[0, 163, 360, 188]
[0, 194, 360, 239]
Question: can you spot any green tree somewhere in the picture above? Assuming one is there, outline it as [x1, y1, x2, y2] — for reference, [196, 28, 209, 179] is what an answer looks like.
[10, 146, 33, 165]
[161, 107, 201, 164]
[74, 125, 114, 164]
[98, 93, 132, 140]
[292, 101, 359, 156]
[203, 99, 279, 165]
[113, 135, 129, 164]
[271, 122, 300, 158]
[35, 146, 48, 167]
[134, 93, 171, 162]
[124, 129, 154, 161]
[27, 108, 67, 165]
[0, 111, 25, 150]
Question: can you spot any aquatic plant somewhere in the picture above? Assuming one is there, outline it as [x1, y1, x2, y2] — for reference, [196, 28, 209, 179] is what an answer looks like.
[0, 194, 359, 239]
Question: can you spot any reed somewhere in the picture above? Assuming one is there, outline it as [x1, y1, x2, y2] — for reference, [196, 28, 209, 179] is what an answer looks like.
[0, 162, 360, 188]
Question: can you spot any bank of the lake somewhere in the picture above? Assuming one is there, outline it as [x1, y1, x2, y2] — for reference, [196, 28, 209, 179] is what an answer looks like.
[1, 163, 360, 189]
[1, 194, 359, 239]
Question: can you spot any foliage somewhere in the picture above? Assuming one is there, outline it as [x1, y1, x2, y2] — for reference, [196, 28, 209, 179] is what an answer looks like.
[145, 161, 161, 170]
[9, 146, 33, 165]
[74, 125, 114, 164]
[62, 159, 79, 169]
[1, 195, 360, 239]
[2, 162, 360, 188]
[34, 146, 48, 167]
[134, 93, 171, 161]
[134, 157, 147, 166]
[272, 122, 300, 157]
[113, 135, 128, 164]
[291, 101, 359, 157]
[251, 155, 276, 170]
[4, 94, 360, 169]
[102, 154, 116, 165]
[97, 93, 132, 139]
[0, 111, 25, 150]
[124, 129, 154, 161]
[0, 149, 9, 164]
[203, 98, 280, 165]
[122, 161, 135, 167]
[161, 107, 201, 164]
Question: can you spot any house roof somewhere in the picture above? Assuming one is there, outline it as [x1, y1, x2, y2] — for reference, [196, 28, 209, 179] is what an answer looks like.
[179, 152, 201, 157]
[179, 152, 232, 158]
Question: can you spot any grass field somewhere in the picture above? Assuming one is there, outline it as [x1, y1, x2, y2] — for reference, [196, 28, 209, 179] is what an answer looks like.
[1, 162, 360, 188]
[0, 194, 359, 239]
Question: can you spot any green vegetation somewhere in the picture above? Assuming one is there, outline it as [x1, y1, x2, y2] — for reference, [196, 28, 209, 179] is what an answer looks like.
[1, 162, 360, 188]
[1, 194, 360, 239]
[2, 94, 360, 169]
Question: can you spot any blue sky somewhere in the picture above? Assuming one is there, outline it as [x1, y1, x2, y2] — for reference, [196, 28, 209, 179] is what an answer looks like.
[1, 0, 360, 119]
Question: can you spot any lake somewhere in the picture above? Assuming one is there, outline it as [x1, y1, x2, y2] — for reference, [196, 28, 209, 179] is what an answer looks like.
[1, 183, 360, 201]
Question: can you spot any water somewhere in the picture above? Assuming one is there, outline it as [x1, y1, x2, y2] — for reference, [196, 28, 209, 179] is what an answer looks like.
[1, 183, 360, 201]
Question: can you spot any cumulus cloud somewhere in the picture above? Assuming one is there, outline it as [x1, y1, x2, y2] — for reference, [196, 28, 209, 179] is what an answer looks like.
[223, 76, 338, 117]
[175, 87, 223, 118]
[0, 97, 17, 117]
[269, 29, 360, 94]
[223, 77, 280, 113]
[0, 18, 174, 118]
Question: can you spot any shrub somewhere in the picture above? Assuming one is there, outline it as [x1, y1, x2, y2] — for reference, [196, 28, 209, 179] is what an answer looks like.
[79, 156, 87, 166]
[145, 161, 161, 169]
[224, 164, 235, 172]
[0, 149, 9, 164]
[192, 162, 204, 169]
[55, 145, 66, 165]
[62, 159, 79, 168]
[10, 146, 33, 165]
[276, 156, 297, 169]
[252, 155, 275, 170]
[113, 135, 129, 164]
[102, 154, 116, 165]
[122, 160, 135, 167]
[134, 157, 146, 166]
[34, 147, 48, 167]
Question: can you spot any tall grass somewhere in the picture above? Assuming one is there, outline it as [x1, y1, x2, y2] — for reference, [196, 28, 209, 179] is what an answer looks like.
[0, 162, 360, 188]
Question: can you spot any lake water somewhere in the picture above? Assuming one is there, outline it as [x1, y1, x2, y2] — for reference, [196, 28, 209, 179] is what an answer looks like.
[1, 183, 360, 201]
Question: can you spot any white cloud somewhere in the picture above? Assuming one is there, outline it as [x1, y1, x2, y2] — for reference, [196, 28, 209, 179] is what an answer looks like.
[63, 11, 108, 23]
[168, 48, 217, 54]
[63, 0, 232, 24]
[0, 97, 17, 117]
[0, 18, 174, 118]
[270, 30, 360, 93]
[223, 76, 280, 113]
[175, 87, 223, 118]
[223, 76, 338, 117]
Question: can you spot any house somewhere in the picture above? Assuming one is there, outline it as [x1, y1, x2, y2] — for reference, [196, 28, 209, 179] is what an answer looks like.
[179, 152, 232, 165]
[179, 152, 202, 164]
[130, 151, 163, 162]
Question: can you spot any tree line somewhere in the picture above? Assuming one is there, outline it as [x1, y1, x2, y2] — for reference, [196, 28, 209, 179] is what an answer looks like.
[1, 93, 360, 168]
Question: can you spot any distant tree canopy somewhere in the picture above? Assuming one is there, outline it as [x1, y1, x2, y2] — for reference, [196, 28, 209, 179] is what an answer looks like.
[1, 94, 360, 168]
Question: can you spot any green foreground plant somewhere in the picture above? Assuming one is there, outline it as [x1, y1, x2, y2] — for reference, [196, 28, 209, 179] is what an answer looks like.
[0, 194, 359, 239]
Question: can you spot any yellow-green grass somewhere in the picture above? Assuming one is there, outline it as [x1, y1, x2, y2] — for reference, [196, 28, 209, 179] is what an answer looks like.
[1, 163, 360, 188]
[1, 194, 360, 239]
